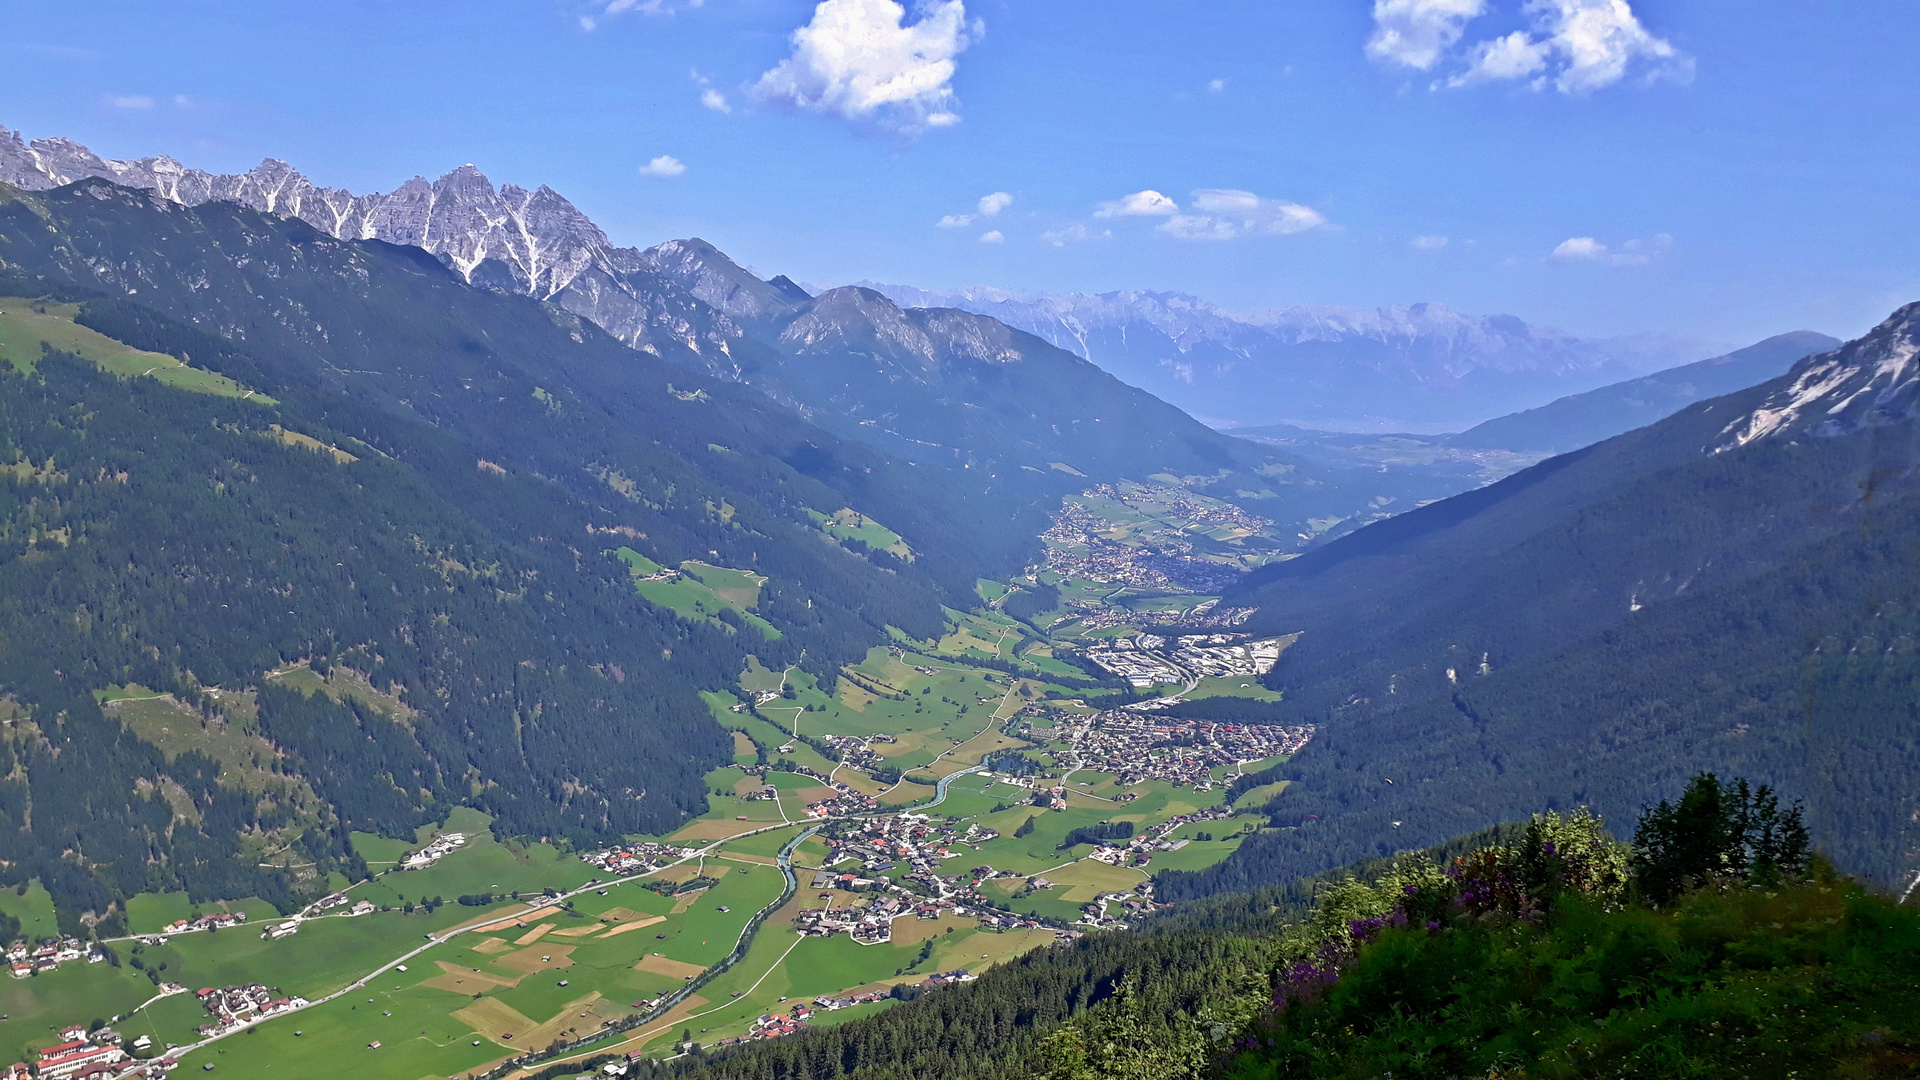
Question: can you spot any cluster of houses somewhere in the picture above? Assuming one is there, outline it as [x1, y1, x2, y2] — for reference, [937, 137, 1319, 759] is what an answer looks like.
[578, 841, 695, 877]
[6, 938, 108, 979]
[1023, 710, 1315, 790]
[794, 889, 960, 944]
[1079, 883, 1159, 930]
[307, 891, 352, 914]
[811, 989, 890, 1011]
[150, 911, 248, 941]
[716, 1001, 815, 1046]
[1039, 486, 1274, 595]
[9, 1034, 147, 1079]
[191, 984, 308, 1037]
[172, 911, 247, 934]
[820, 734, 887, 772]
[801, 787, 880, 818]
[1084, 632, 1288, 689]
[973, 907, 1047, 933]
[397, 831, 467, 871]
[795, 811, 1051, 944]
[305, 891, 377, 918]
[818, 814, 1002, 900]
[6, 1025, 180, 1080]
[1069, 805, 1239, 871]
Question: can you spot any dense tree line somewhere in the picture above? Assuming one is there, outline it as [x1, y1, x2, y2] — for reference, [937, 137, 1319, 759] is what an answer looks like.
[1000, 584, 1060, 623]
[1158, 696, 1290, 723]
[1060, 821, 1134, 848]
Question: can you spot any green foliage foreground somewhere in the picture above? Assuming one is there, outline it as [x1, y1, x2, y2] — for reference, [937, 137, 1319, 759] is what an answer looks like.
[1215, 870, 1917, 1079]
[1049, 780, 1917, 1080]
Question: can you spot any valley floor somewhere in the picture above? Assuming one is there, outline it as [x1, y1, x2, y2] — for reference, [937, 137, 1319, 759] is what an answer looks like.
[0, 603, 1278, 1080]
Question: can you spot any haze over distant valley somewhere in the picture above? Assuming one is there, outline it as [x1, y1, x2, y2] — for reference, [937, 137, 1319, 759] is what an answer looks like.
[862, 283, 1734, 433]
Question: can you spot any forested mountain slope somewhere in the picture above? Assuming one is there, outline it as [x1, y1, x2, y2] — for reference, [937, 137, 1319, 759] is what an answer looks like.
[1163, 304, 1920, 898]
[642, 244, 1425, 539]
[1448, 329, 1839, 454]
[0, 178, 1027, 928]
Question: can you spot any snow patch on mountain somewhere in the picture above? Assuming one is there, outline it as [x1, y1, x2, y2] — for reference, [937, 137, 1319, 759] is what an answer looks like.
[1718, 303, 1920, 450]
[0, 124, 744, 367]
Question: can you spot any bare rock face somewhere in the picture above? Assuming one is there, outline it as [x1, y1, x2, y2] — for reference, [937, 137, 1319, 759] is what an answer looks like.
[1717, 303, 1920, 451]
[635, 238, 805, 334]
[0, 125, 745, 366]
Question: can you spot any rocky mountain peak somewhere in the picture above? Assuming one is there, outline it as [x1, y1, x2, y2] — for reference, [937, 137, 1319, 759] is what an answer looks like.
[1718, 302, 1920, 450]
[0, 123, 754, 363]
[639, 238, 805, 330]
[780, 286, 929, 361]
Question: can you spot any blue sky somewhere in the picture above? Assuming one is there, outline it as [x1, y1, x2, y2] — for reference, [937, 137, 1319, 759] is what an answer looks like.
[0, 1, 1914, 344]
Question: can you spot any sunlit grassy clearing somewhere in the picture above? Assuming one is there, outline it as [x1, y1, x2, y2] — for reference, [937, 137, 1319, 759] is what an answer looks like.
[0, 297, 270, 401]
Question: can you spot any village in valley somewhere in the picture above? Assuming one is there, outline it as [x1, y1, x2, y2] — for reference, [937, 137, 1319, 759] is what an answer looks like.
[0, 482, 1314, 1080]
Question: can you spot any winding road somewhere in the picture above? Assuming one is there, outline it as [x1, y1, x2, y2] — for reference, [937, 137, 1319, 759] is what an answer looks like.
[167, 764, 989, 1072]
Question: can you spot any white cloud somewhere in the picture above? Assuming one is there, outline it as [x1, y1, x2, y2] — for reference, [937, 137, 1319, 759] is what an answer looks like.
[754, 0, 976, 135]
[1159, 214, 1239, 242]
[1377, 0, 1689, 95]
[1041, 223, 1111, 247]
[1410, 234, 1450, 250]
[1551, 232, 1671, 265]
[1094, 190, 1179, 218]
[1087, 189, 1326, 241]
[1207, 77, 1228, 93]
[1551, 236, 1607, 260]
[935, 192, 1008, 229]
[1534, 0, 1690, 93]
[700, 88, 731, 113]
[978, 230, 1004, 244]
[1367, 0, 1488, 70]
[1158, 189, 1327, 241]
[586, 0, 704, 27]
[1451, 31, 1549, 84]
[1609, 231, 1672, 265]
[638, 155, 687, 178]
[109, 95, 154, 109]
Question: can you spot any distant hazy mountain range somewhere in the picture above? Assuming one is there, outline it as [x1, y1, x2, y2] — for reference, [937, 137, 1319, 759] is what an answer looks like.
[864, 283, 1730, 432]
[1222, 331, 1842, 483]
[1447, 330, 1842, 454]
